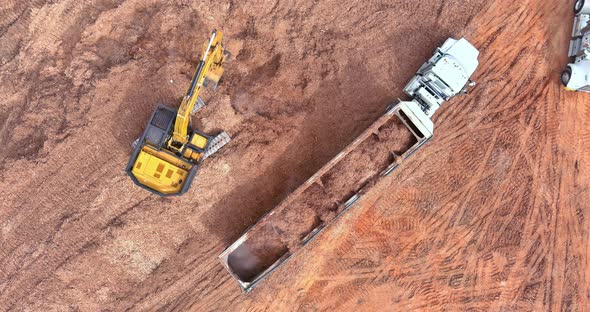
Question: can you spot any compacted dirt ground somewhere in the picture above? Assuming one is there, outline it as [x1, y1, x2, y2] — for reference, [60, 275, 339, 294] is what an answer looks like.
[0, 0, 589, 311]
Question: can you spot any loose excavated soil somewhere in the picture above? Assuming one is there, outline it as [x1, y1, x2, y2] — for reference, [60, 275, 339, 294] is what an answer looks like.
[1, 0, 589, 311]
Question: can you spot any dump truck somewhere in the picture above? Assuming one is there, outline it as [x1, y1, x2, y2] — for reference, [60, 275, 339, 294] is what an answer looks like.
[126, 30, 231, 196]
[219, 37, 480, 291]
[562, 0, 590, 91]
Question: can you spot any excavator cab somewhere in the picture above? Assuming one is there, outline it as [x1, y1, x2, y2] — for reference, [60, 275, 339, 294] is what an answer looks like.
[126, 30, 231, 196]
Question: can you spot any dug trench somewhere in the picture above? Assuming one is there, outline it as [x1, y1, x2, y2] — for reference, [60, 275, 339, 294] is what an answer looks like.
[225, 113, 417, 284]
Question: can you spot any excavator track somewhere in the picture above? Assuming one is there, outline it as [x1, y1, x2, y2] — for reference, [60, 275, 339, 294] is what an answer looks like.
[204, 131, 231, 159]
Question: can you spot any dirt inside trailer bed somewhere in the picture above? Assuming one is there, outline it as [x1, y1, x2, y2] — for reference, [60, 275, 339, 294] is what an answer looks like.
[1, 0, 589, 311]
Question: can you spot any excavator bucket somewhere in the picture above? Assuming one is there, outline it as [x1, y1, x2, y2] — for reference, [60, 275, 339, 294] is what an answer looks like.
[203, 67, 224, 91]
[202, 35, 227, 91]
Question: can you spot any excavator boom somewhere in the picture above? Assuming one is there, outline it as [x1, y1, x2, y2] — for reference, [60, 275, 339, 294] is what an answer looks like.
[170, 30, 225, 151]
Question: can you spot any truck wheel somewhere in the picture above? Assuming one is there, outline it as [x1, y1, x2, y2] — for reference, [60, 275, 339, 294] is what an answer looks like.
[561, 67, 572, 87]
[575, 0, 590, 14]
[575, 0, 584, 13]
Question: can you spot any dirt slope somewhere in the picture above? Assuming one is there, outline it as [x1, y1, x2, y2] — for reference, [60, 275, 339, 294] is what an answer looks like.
[0, 0, 588, 311]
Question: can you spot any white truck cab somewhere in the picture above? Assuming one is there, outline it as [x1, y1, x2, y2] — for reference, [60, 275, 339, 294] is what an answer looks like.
[562, 0, 590, 91]
[399, 38, 479, 138]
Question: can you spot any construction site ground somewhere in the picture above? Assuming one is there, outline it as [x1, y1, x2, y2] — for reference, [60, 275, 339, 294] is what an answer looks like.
[1, 0, 589, 311]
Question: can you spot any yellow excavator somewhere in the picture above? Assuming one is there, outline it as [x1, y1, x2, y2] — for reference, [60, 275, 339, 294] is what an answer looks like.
[126, 30, 231, 196]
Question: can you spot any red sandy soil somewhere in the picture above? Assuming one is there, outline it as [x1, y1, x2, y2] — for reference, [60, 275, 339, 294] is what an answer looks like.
[1, 0, 588, 311]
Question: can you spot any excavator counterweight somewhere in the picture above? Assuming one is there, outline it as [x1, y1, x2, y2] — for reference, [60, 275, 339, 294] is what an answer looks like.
[126, 30, 230, 196]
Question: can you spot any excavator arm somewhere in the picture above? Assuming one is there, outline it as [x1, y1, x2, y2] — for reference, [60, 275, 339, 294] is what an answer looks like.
[169, 30, 226, 152]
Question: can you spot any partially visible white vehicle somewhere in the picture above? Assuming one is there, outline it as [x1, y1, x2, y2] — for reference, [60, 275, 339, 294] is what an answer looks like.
[562, 0, 590, 91]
